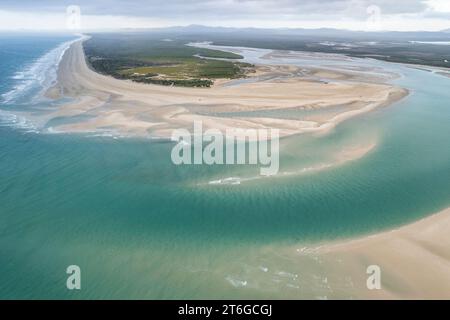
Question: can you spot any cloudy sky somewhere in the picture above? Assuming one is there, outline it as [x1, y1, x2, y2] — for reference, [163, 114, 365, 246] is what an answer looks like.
[0, 0, 449, 31]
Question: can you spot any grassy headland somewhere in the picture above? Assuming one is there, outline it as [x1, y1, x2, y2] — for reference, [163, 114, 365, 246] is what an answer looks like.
[83, 33, 254, 88]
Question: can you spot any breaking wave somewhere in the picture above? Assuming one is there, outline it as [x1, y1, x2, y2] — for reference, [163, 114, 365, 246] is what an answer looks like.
[1, 36, 82, 105]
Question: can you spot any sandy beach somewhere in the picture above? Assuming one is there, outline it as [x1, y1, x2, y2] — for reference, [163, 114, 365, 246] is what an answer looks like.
[39, 38, 407, 139]
[284, 207, 450, 299]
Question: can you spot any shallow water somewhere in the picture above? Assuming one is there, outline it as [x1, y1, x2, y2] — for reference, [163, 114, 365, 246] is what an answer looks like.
[0, 35, 449, 299]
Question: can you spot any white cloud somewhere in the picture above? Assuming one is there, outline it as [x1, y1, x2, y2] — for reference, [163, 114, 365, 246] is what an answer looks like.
[426, 0, 450, 12]
[0, 10, 65, 30]
[0, 0, 449, 32]
[0, 10, 174, 31]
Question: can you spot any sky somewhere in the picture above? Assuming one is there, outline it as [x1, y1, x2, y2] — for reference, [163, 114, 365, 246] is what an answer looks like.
[0, 0, 449, 31]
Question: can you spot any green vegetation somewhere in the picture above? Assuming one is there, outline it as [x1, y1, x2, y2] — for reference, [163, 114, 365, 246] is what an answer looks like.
[133, 78, 213, 88]
[119, 59, 251, 79]
[84, 33, 253, 88]
[85, 29, 450, 82]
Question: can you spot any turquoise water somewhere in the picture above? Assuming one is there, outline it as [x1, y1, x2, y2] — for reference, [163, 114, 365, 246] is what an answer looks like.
[0, 35, 449, 299]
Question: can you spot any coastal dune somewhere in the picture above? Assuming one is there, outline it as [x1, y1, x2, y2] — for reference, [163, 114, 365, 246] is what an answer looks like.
[42, 39, 407, 139]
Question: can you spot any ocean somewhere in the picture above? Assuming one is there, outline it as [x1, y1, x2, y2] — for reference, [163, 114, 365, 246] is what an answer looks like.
[0, 34, 449, 299]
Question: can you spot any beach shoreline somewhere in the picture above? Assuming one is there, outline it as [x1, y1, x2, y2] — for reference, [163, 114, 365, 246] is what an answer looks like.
[39, 38, 408, 140]
[284, 206, 450, 299]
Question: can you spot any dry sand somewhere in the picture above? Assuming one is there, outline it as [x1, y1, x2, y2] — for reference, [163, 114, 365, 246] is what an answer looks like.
[285, 207, 450, 299]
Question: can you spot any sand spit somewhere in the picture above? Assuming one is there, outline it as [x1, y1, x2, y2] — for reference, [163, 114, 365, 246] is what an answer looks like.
[39, 39, 407, 139]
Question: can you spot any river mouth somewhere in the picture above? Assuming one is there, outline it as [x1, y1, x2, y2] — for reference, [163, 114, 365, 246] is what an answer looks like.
[0, 36, 449, 299]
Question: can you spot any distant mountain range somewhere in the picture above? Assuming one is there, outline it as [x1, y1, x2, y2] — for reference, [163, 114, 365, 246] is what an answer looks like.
[120, 24, 450, 41]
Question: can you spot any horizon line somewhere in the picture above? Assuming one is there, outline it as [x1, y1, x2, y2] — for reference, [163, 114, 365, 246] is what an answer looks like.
[0, 24, 449, 33]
